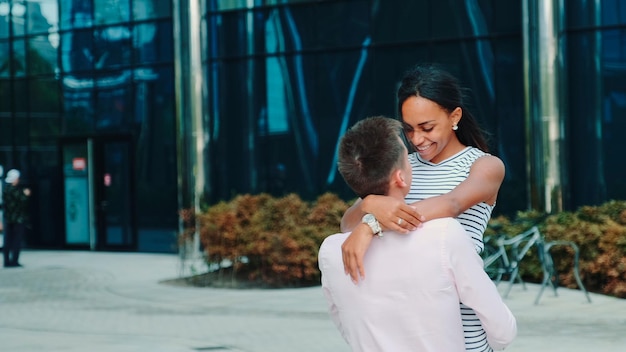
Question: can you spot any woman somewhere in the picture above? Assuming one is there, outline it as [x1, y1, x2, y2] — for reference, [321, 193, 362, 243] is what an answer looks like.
[340, 64, 505, 352]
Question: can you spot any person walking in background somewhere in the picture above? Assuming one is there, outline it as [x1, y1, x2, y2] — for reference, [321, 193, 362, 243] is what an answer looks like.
[319, 116, 516, 351]
[339, 64, 506, 351]
[2, 169, 31, 268]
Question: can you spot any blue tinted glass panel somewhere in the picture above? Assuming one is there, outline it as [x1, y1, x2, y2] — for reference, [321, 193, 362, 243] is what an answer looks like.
[94, 0, 130, 25]
[94, 76, 132, 130]
[134, 66, 177, 226]
[0, 3, 9, 38]
[0, 106, 10, 143]
[13, 39, 26, 76]
[62, 82, 95, 133]
[566, 0, 597, 28]
[27, 0, 55, 35]
[13, 79, 27, 112]
[0, 40, 9, 77]
[133, 0, 170, 20]
[215, 0, 320, 11]
[30, 77, 60, 113]
[133, 21, 172, 64]
[372, 1, 429, 44]
[568, 31, 604, 206]
[602, 0, 626, 26]
[15, 113, 29, 145]
[601, 29, 626, 200]
[285, 0, 369, 51]
[602, 28, 626, 64]
[0, 80, 10, 111]
[28, 35, 58, 75]
[264, 54, 289, 135]
[11, 2, 26, 36]
[212, 11, 248, 57]
[493, 0, 521, 33]
[60, 0, 94, 29]
[60, 30, 94, 74]
[94, 26, 132, 69]
[210, 59, 259, 197]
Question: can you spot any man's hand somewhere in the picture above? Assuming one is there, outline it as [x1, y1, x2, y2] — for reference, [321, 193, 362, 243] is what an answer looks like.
[341, 223, 374, 284]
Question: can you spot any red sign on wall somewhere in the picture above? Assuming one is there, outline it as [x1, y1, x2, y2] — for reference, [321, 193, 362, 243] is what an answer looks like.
[73, 158, 86, 171]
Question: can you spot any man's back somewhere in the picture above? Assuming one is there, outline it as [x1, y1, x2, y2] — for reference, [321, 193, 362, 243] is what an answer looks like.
[319, 217, 516, 352]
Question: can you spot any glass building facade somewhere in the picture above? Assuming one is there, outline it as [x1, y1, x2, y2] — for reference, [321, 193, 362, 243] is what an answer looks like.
[0, 0, 624, 252]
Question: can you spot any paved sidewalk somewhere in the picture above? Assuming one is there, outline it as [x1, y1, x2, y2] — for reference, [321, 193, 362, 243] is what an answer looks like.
[1, 250, 625, 351]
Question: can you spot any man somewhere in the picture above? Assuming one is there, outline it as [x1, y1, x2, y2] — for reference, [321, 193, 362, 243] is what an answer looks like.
[2, 169, 30, 268]
[318, 116, 516, 351]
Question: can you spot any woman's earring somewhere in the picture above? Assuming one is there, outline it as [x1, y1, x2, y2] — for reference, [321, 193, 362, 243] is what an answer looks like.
[452, 125, 458, 131]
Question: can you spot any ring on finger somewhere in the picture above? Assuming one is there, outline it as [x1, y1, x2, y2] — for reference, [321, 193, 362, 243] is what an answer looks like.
[397, 218, 403, 225]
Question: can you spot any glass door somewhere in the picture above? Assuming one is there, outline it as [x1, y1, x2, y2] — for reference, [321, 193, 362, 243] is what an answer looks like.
[96, 138, 135, 250]
[62, 141, 95, 248]
[61, 137, 136, 251]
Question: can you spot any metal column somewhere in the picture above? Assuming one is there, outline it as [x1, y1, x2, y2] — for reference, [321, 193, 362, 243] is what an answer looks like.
[522, 0, 567, 213]
[173, 0, 205, 268]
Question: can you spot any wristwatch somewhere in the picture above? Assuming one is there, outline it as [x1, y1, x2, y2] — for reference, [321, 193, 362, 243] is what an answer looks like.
[361, 213, 383, 237]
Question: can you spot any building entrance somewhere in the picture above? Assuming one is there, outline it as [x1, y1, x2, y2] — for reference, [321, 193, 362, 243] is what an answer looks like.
[60, 136, 136, 251]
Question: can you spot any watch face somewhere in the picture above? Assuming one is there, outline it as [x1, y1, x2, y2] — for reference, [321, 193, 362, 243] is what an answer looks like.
[363, 214, 375, 223]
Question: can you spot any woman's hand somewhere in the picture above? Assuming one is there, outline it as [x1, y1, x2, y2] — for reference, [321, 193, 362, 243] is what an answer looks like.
[362, 195, 424, 233]
[341, 223, 375, 284]
[341, 196, 426, 283]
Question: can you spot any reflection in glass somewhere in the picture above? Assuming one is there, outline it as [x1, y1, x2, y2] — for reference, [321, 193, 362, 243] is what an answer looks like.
[94, 82, 131, 130]
[0, 40, 9, 77]
[0, 80, 9, 112]
[12, 39, 26, 76]
[133, 22, 156, 63]
[0, 2, 9, 38]
[59, 0, 93, 29]
[133, 0, 170, 21]
[94, 0, 130, 26]
[601, 0, 626, 26]
[26, 0, 53, 35]
[28, 35, 57, 75]
[32, 0, 58, 31]
[60, 30, 94, 74]
[30, 77, 60, 113]
[134, 66, 175, 226]
[94, 26, 132, 69]
[264, 11, 288, 135]
[10, 1, 26, 36]
[64, 88, 95, 133]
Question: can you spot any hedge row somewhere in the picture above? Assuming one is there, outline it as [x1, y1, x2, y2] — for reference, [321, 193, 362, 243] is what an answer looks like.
[180, 194, 626, 298]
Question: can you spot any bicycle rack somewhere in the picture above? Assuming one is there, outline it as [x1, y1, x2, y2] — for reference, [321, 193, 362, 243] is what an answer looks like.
[483, 225, 592, 304]
[535, 239, 592, 305]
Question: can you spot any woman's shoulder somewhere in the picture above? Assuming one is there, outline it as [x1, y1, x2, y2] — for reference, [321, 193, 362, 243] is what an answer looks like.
[463, 147, 504, 165]
[463, 146, 488, 159]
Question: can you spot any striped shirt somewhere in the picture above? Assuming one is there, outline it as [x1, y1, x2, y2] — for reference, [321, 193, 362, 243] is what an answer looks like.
[406, 146, 496, 352]
[406, 146, 494, 254]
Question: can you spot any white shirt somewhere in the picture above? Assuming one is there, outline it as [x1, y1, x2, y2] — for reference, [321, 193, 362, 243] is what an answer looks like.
[319, 218, 517, 352]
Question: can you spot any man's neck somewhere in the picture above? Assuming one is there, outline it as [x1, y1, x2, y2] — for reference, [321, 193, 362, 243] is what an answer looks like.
[387, 189, 407, 201]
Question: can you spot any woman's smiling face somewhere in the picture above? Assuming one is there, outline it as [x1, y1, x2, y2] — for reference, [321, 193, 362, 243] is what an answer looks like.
[401, 95, 463, 164]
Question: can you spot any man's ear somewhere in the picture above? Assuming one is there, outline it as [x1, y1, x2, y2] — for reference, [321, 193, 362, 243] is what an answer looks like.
[391, 169, 407, 189]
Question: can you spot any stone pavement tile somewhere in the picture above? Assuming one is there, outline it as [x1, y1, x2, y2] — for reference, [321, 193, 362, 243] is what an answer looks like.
[2, 250, 626, 352]
[497, 283, 626, 352]
[0, 250, 348, 352]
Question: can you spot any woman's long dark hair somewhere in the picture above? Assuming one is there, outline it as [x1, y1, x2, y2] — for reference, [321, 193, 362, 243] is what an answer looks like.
[397, 64, 490, 152]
